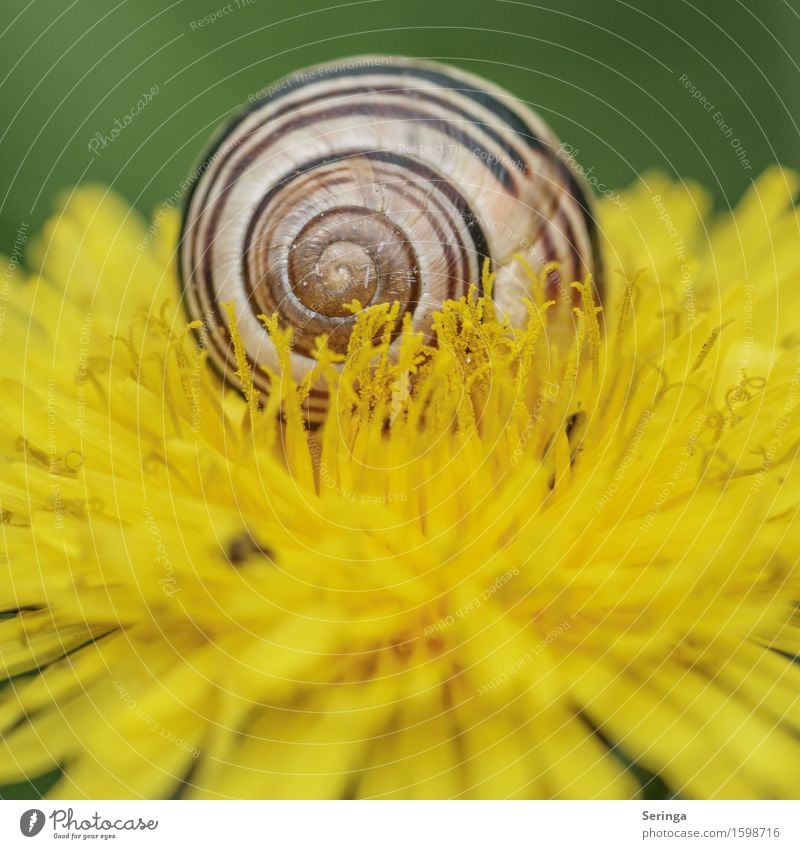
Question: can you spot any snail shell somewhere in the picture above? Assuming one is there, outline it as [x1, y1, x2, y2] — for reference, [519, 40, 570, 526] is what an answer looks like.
[179, 55, 602, 421]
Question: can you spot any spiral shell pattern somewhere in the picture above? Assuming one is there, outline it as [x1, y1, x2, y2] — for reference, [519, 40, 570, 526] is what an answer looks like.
[179, 56, 602, 420]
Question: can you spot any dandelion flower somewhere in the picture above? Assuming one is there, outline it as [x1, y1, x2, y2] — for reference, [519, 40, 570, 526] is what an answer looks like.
[0, 169, 799, 800]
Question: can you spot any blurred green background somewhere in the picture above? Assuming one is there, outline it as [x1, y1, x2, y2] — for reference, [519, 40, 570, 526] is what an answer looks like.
[2, 0, 800, 254]
[1, 0, 799, 800]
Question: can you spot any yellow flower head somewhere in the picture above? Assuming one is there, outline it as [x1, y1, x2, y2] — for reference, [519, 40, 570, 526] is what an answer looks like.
[0, 169, 798, 799]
